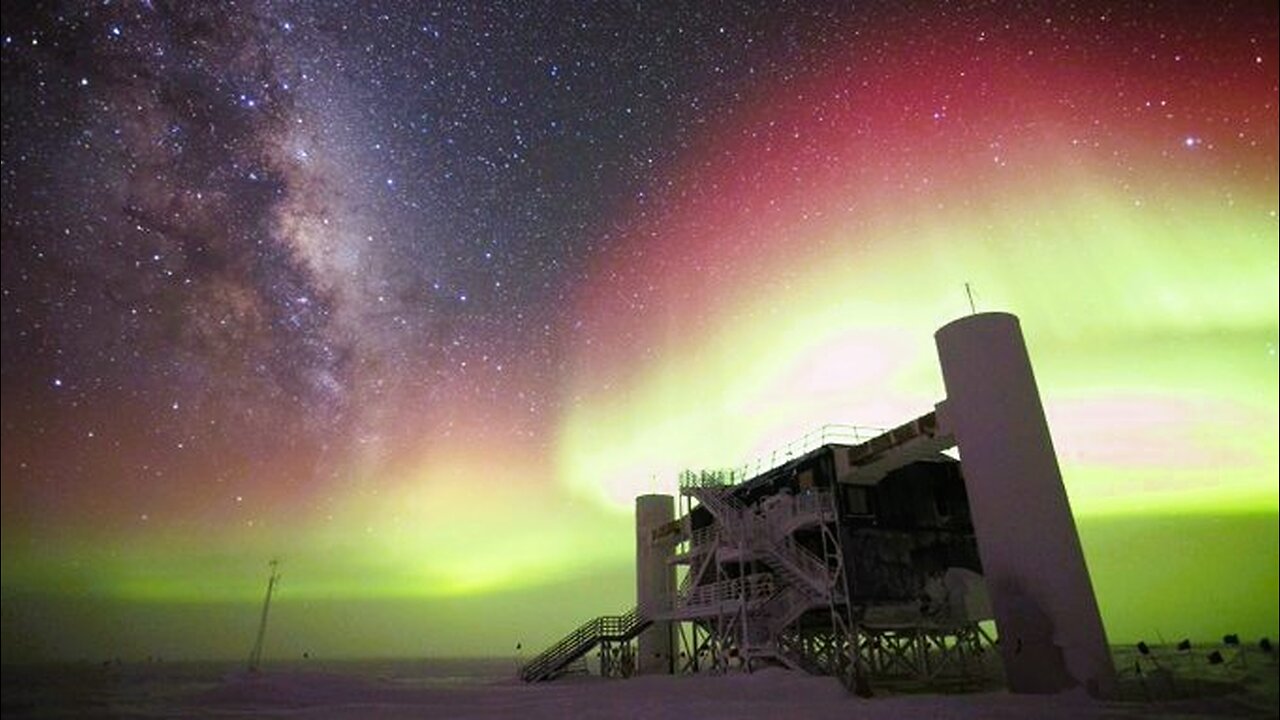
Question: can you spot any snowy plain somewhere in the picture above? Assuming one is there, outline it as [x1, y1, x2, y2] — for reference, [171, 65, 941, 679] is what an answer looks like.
[2, 651, 1276, 719]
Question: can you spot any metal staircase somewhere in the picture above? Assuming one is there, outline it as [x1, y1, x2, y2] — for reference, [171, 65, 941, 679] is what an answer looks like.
[520, 607, 652, 682]
[685, 484, 746, 527]
[677, 482, 849, 677]
[684, 486, 841, 598]
[690, 485, 839, 603]
[762, 582, 820, 630]
[754, 527, 835, 601]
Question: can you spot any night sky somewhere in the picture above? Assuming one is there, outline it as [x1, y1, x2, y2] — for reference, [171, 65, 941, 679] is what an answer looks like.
[2, 1, 1276, 661]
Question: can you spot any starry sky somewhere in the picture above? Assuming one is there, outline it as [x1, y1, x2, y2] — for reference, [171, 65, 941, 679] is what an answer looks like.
[2, 1, 1276, 662]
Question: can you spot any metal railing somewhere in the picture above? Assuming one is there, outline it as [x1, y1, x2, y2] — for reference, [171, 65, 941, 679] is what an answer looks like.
[763, 584, 815, 629]
[763, 424, 886, 460]
[760, 490, 836, 535]
[689, 524, 718, 550]
[679, 424, 884, 493]
[676, 573, 775, 612]
[760, 532, 833, 600]
[684, 487, 837, 602]
[679, 468, 746, 489]
[746, 492, 841, 602]
[685, 485, 747, 528]
[520, 606, 651, 682]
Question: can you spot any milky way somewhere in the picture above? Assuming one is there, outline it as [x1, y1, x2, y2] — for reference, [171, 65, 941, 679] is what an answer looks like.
[2, 1, 665, 518]
[2, 2, 1276, 660]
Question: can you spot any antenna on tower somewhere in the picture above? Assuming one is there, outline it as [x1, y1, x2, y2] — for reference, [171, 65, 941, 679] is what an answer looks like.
[964, 282, 977, 315]
[247, 559, 281, 673]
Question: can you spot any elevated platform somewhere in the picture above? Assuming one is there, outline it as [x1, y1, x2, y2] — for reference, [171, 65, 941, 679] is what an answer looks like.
[526, 415, 973, 687]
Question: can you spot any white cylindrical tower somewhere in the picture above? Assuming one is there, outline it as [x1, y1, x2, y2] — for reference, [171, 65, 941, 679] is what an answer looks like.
[935, 312, 1114, 697]
[635, 494, 675, 675]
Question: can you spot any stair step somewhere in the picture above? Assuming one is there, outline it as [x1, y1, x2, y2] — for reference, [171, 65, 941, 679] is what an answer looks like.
[520, 607, 652, 682]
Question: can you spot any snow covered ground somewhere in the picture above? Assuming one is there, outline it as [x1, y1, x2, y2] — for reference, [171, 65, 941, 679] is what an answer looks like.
[2, 651, 1275, 719]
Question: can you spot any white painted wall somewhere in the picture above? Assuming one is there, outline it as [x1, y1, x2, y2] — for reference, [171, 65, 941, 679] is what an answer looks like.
[935, 312, 1115, 697]
[635, 494, 675, 674]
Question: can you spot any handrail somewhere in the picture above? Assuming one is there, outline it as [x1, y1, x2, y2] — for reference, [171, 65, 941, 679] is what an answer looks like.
[679, 424, 884, 492]
[729, 493, 839, 602]
[770, 534, 832, 596]
[685, 486, 746, 532]
[520, 606, 652, 682]
[676, 573, 775, 611]
[689, 524, 718, 549]
[763, 584, 813, 628]
[760, 490, 835, 534]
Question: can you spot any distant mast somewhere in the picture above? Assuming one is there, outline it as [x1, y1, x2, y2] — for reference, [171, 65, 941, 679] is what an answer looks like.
[247, 559, 281, 673]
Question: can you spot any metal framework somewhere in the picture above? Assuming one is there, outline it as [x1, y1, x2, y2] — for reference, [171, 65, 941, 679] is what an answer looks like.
[860, 623, 996, 685]
[520, 607, 651, 682]
[522, 417, 1000, 694]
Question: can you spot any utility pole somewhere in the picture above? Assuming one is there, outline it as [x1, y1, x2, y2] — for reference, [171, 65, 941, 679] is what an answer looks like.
[247, 559, 281, 673]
